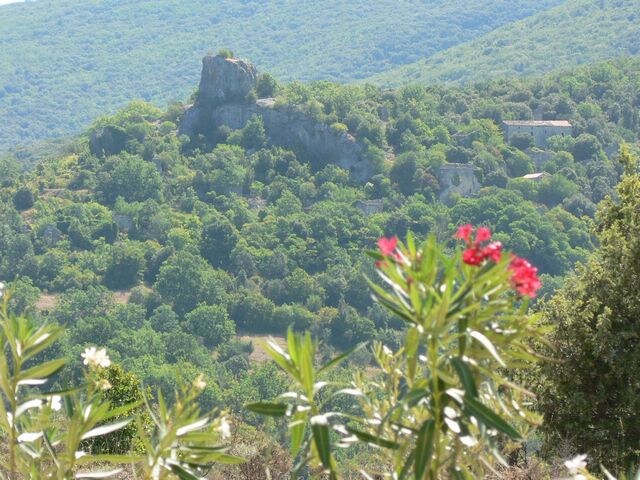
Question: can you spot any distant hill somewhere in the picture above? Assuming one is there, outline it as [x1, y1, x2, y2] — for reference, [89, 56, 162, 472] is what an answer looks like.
[0, 0, 563, 150]
[370, 0, 640, 87]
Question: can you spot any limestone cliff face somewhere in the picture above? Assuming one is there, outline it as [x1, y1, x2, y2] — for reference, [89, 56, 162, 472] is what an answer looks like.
[197, 55, 257, 106]
[180, 55, 372, 182]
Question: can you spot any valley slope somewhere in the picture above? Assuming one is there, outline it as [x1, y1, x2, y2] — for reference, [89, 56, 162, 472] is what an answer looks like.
[370, 0, 640, 87]
[0, 0, 562, 150]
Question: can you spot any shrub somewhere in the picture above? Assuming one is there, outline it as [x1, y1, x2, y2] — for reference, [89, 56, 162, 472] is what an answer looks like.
[13, 187, 34, 211]
[256, 72, 278, 98]
[248, 228, 544, 478]
[540, 146, 640, 470]
[0, 286, 242, 478]
[217, 48, 234, 59]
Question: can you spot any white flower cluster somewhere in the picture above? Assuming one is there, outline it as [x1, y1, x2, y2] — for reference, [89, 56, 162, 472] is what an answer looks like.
[0, 281, 5, 299]
[217, 417, 231, 439]
[565, 454, 588, 480]
[193, 374, 207, 391]
[81, 347, 111, 369]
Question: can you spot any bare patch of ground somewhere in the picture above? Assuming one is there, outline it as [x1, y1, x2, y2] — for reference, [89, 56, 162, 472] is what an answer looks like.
[36, 293, 58, 311]
[237, 333, 287, 363]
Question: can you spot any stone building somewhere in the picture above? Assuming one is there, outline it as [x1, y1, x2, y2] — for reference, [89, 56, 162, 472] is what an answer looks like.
[355, 199, 383, 215]
[502, 120, 572, 148]
[521, 172, 550, 182]
[438, 163, 481, 201]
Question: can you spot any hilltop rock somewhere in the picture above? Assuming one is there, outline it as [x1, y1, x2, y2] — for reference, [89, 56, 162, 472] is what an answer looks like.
[181, 55, 375, 182]
[197, 55, 257, 106]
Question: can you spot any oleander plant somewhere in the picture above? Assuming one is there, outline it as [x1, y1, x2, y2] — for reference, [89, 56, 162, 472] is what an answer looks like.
[248, 227, 547, 479]
[0, 282, 242, 479]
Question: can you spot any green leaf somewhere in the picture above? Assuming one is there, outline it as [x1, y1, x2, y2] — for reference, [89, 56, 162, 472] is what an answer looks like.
[414, 419, 435, 480]
[463, 396, 521, 440]
[175, 417, 210, 437]
[397, 451, 416, 480]
[311, 423, 334, 474]
[299, 332, 315, 395]
[406, 230, 416, 257]
[81, 419, 131, 440]
[263, 338, 300, 382]
[75, 469, 123, 479]
[101, 401, 141, 421]
[167, 462, 199, 480]
[245, 402, 288, 417]
[450, 357, 478, 398]
[290, 409, 307, 457]
[469, 330, 506, 367]
[17, 358, 66, 383]
[287, 327, 299, 366]
[318, 342, 366, 374]
[42, 431, 60, 469]
[403, 387, 429, 408]
[344, 427, 399, 449]
[207, 453, 245, 464]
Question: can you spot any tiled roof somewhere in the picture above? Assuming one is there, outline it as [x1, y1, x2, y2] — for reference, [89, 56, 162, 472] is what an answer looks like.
[503, 120, 572, 127]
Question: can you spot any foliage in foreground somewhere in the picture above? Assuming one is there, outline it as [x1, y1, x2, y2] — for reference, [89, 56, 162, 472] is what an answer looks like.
[541, 146, 640, 469]
[249, 228, 546, 478]
[0, 285, 241, 479]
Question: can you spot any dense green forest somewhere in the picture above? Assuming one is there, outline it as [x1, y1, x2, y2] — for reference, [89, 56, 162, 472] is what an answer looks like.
[2, 0, 640, 473]
[1, 53, 639, 422]
[371, 0, 640, 87]
[0, 0, 587, 151]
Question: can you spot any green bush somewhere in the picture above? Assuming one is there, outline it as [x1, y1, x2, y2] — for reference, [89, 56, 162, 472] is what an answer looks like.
[541, 146, 640, 469]
[217, 48, 234, 59]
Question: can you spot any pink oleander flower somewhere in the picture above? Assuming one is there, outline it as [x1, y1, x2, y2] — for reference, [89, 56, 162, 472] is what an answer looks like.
[455, 225, 503, 266]
[508, 256, 541, 298]
[377, 236, 402, 263]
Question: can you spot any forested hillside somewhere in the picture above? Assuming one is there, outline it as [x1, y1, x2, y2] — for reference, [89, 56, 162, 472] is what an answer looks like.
[1, 55, 638, 429]
[371, 0, 640, 87]
[0, 0, 563, 150]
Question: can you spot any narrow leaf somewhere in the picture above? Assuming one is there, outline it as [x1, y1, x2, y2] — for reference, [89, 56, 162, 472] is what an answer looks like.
[81, 419, 131, 440]
[318, 342, 366, 374]
[312, 423, 334, 473]
[463, 396, 521, 440]
[450, 357, 478, 398]
[470, 330, 506, 367]
[245, 402, 288, 417]
[18, 358, 66, 383]
[75, 469, 122, 479]
[290, 410, 307, 457]
[167, 463, 199, 480]
[344, 427, 399, 449]
[176, 417, 209, 437]
[414, 420, 435, 480]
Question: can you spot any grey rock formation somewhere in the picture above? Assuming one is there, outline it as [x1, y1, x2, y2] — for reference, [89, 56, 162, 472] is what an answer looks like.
[197, 55, 257, 107]
[89, 125, 127, 156]
[181, 55, 374, 182]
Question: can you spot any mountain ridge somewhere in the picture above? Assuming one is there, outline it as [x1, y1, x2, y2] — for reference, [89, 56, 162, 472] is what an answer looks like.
[369, 0, 640, 87]
[0, 0, 563, 150]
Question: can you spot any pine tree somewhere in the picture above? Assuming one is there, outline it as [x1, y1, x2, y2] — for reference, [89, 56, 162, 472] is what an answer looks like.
[541, 144, 640, 468]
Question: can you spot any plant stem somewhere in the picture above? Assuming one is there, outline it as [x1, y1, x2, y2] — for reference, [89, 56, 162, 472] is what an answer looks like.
[428, 335, 441, 480]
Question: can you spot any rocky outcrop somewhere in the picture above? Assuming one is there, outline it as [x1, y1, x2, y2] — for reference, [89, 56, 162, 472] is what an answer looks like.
[180, 55, 373, 182]
[89, 125, 127, 156]
[197, 55, 258, 106]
